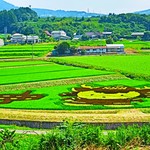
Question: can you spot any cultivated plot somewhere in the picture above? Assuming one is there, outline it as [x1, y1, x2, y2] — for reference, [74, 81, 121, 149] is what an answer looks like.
[0, 61, 113, 85]
[0, 79, 149, 110]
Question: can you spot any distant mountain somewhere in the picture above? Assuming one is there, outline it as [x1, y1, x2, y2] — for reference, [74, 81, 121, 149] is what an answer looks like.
[0, 0, 16, 11]
[0, 0, 102, 17]
[33, 8, 102, 17]
[135, 9, 150, 15]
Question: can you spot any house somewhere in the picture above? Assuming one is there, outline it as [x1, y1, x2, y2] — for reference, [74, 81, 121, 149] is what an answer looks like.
[131, 32, 144, 37]
[11, 33, 26, 44]
[85, 32, 101, 39]
[45, 31, 51, 36]
[106, 44, 125, 54]
[73, 35, 82, 40]
[11, 33, 40, 44]
[51, 31, 70, 40]
[26, 36, 40, 44]
[102, 32, 112, 38]
[0, 39, 4, 47]
[77, 46, 107, 54]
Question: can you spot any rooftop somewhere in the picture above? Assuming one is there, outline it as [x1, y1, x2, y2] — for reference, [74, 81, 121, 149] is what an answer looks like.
[78, 46, 106, 50]
[106, 44, 124, 48]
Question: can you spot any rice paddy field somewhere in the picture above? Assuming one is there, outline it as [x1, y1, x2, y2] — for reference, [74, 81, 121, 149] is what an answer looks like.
[0, 79, 150, 110]
[0, 59, 149, 111]
[50, 55, 150, 80]
[0, 43, 55, 59]
[0, 61, 113, 85]
[116, 40, 150, 51]
[0, 43, 150, 123]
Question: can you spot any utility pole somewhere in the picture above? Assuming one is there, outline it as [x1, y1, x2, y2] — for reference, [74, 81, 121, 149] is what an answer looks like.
[4, 26, 7, 44]
[32, 36, 34, 59]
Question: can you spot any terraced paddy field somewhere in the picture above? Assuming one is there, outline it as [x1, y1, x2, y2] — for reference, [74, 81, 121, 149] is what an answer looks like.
[0, 43, 55, 59]
[0, 61, 114, 85]
[0, 58, 149, 123]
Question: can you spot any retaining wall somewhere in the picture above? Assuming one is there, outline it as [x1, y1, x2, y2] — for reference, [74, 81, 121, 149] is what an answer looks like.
[0, 119, 149, 130]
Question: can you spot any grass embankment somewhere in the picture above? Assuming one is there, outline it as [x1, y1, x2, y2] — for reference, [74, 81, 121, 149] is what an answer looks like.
[0, 122, 150, 150]
[50, 55, 150, 81]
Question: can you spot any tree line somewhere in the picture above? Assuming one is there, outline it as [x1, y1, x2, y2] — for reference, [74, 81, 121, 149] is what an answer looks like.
[0, 7, 150, 41]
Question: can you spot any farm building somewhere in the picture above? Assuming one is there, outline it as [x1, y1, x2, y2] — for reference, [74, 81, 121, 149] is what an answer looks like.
[0, 39, 4, 47]
[77, 44, 124, 55]
[106, 44, 125, 54]
[77, 46, 107, 54]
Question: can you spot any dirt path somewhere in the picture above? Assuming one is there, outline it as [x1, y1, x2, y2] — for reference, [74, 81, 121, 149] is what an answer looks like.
[0, 129, 48, 135]
[0, 109, 149, 123]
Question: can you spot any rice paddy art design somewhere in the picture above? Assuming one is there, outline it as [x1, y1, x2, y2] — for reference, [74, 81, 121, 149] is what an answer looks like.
[0, 91, 45, 104]
[60, 85, 150, 105]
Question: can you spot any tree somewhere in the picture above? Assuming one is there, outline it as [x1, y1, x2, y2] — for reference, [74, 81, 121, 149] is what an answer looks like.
[70, 46, 77, 55]
[106, 37, 114, 44]
[142, 31, 150, 41]
[56, 42, 70, 55]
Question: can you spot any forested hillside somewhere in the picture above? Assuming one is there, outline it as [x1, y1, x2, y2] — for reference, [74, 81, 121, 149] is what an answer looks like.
[0, 7, 150, 40]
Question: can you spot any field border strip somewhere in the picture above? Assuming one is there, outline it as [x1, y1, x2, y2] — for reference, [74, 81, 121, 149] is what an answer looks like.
[0, 74, 127, 92]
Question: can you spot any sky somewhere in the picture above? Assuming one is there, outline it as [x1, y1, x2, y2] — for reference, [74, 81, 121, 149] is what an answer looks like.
[5, 0, 150, 14]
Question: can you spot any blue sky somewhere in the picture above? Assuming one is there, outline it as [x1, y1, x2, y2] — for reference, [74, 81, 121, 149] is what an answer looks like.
[5, 0, 150, 14]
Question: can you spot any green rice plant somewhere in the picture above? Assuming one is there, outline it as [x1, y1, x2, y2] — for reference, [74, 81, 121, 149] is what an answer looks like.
[50, 55, 150, 81]
[0, 43, 56, 59]
[0, 62, 113, 85]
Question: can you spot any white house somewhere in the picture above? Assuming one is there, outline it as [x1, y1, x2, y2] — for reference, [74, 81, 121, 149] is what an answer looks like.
[73, 35, 82, 40]
[51, 31, 70, 40]
[106, 44, 125, 53]
[131, 32, 144, 36]
[11, 33, 40, 44]
[0, 39, 4, 47]
[26, 36, 40, 43]
[11, 33, 26, 44]
[102, 32, 112, 35]
[102, 32, 112, 38]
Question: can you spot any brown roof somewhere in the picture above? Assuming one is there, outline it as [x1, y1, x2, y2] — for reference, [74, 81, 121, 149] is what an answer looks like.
[45, 31, 51, 36]
[78, 46, 106, 50]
